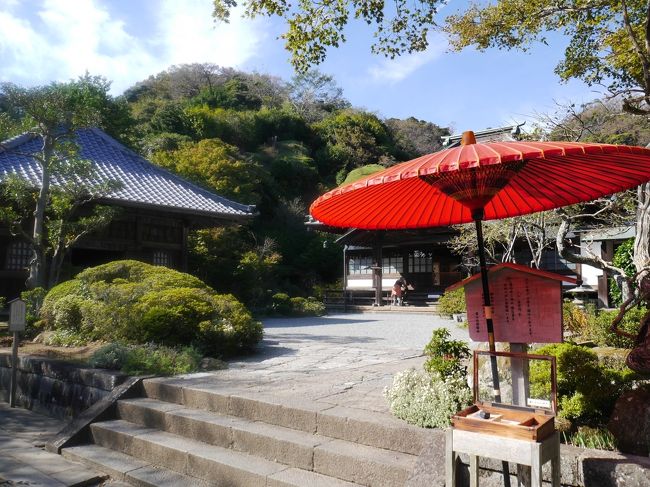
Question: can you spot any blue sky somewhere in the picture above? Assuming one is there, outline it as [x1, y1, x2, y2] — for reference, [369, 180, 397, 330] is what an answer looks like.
[0, 0, 600, 133]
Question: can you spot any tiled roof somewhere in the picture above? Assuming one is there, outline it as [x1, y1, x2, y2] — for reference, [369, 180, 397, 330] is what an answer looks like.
[0, 128, 256, 221]
[442, 122, 525, 148]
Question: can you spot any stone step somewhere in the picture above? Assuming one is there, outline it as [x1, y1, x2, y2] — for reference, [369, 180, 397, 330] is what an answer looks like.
[117, 398, 325, 470]
[90, 418, 410, 486]
[142, 379, 430, 455]
[64, 444, 360, 487]
[62, 444, 215, 487]
[117, 397, 418, 480]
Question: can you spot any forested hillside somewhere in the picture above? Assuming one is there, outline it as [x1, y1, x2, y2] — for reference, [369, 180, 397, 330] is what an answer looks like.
[111, 64, 449, 309]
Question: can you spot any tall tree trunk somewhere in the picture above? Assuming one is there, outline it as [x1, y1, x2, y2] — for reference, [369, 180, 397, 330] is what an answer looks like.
[556, 213, 633, 301]
[26, 135, 53, 289]
[634, 182, 650, 295]
[48, 246, 63, 289]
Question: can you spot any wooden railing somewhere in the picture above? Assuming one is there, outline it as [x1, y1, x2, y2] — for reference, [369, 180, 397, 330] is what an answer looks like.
[322, 289, 440, 309]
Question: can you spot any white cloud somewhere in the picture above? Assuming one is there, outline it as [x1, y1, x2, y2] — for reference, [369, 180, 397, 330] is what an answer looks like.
[156, 0, 264, 69]
[0, 0, 266, 94]
[367, 34, 447, 84]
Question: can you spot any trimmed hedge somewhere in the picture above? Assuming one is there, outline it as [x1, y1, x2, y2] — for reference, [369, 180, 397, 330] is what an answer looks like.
[41, 260, 262, 356]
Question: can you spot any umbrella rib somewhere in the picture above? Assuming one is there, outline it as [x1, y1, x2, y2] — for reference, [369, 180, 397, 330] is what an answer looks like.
[373, 181, 426, 228]
[555, 155, 650, 192]
[488, 141, 525, 161]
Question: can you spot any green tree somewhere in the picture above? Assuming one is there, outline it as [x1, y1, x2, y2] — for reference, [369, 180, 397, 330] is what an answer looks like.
[314, 110, 397, 182]
[192, 77, 263, 110]
[0, 76, 128, 289]
[288, 70, 350, 122]
[385, 117, 449, 159]
[151, 138, 266, 205]
[213, 0, 444, 72]
[256, 140, 319, 199]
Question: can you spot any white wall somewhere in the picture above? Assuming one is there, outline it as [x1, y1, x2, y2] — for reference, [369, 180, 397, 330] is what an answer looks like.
[580, 240, 602, 286]
[346, 278, 401, 290]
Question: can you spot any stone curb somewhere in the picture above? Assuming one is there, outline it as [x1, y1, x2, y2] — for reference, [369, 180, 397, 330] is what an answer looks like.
[46, 375, 146, 454]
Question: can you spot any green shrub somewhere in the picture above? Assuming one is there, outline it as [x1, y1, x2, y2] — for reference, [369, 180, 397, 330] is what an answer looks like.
[595, 347, 629, 371]
[383, 368, 472, 428]
[40, 260, 262, 356]
[609, 239, 635, 306]
[563, 426, 618, 451]
[135, 288, 216, 346]
[44, 328, 90, 347]
[197, 294, 262, 356]
[423, 328, 471, 379]
[122, 344, 202, 376]
[290, 297, 326, 316]
[51, 295, 86, 331]
[89, 342, 202, 375]
[271, 293, 292, 315]
[89, 343, 131, 370]
[563, 300, 589, 336]
[269, 294, 326, 317]
[437, 288, 466, 315]
[585, 307, 645, 348]
[21, 287, 47, 334]
[531, 343, 636, 425]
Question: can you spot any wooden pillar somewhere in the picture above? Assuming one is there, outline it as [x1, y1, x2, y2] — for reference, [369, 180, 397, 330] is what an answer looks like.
[510, 343, 530, 406]
[343, 245, 348, 311]
[181, 221, 189, 272]
[597, 274, 610, 308]
[135, 213, 144, 261]
[373, 233, 384, 306]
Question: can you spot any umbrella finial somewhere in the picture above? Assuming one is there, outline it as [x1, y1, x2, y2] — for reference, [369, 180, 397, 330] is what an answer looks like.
[461, 131, 477, 145]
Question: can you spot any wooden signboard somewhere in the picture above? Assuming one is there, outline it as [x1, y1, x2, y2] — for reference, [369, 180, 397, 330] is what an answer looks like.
[448, 264, 576, 344]
[8, 298, 26, 332]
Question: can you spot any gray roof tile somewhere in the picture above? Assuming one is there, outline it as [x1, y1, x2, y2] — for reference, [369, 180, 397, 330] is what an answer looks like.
[0, 128, 256, 220]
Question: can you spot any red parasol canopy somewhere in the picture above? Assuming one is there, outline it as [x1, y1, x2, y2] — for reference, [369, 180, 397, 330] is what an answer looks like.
[310, 138, 650, 229]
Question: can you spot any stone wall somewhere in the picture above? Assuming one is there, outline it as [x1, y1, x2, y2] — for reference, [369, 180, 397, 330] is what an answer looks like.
[408, 430, 650, 487]
[0, 353, 128, 420]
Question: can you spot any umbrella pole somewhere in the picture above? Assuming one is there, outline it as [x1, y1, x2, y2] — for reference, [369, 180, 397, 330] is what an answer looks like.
[474, 214, 511, 487]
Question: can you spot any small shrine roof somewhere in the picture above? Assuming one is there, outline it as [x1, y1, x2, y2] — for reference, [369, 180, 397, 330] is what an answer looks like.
[446, 263, 577, 292]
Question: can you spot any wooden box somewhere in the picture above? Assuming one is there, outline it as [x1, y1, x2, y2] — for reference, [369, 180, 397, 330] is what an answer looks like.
[451, 350, 557, 442]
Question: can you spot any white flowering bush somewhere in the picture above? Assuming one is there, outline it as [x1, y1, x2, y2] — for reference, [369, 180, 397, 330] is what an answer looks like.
[384, 368, 472, 428]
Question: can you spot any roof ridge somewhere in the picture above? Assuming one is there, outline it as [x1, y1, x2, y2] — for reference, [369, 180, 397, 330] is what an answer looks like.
[0, 132, 37, 153]
[86, 128, 256, 214]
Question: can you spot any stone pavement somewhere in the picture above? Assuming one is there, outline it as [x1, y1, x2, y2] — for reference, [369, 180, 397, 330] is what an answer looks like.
[163, 312, 470, 415]
[0, 402, 111, 486]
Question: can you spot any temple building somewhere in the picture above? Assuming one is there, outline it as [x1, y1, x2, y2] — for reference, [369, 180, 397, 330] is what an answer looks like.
[310, 124, 595, 307]
[0, 127, 255, 298]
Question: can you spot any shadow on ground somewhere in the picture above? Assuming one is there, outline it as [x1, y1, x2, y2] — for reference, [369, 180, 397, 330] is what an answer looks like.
[262, 316, 378, 328]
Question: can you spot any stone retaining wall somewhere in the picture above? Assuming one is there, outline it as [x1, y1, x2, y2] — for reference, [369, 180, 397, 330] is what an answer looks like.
[408, 430, 650, 486]
[0, 353, 128, 420]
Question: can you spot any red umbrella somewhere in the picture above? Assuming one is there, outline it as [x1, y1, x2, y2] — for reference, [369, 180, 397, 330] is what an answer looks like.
[310, 130, 650, 400]
[311, 133, 650, 229]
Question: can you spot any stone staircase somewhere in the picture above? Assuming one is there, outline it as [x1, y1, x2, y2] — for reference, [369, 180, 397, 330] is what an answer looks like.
[61, 378, 431, 486]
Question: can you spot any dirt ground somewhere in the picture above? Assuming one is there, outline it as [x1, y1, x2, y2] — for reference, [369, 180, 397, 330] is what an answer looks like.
[0, 334, 104, 363]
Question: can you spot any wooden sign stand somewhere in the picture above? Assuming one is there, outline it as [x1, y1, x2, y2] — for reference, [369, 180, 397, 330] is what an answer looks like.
[8, 298, 26, 408]
[448, 350, 560, 487]
[446, 429, 560, 487]
[445, 265, 572, 486]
